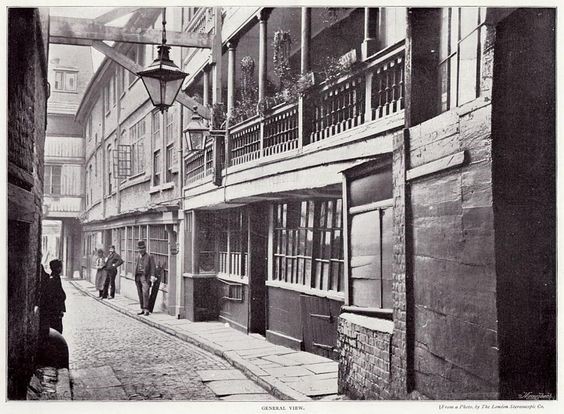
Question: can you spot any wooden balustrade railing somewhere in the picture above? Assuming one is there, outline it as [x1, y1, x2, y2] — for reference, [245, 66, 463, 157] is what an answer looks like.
[308, 74, 366, 144]
[230, 116, 261, 166]
[371, 53, 404, 120]
[185, 42, 405, 186]
[184, 143, 214, 185]
[263, 104, 299, 157]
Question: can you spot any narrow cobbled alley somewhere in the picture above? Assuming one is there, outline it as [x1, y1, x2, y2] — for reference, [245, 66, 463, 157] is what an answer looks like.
[63, 281, 277, 401]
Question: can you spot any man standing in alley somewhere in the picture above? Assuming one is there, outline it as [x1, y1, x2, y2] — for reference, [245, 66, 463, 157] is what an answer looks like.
[134, 240, 156, 316]
[39, 259, 67, 334]
[102, 245, 124, 299]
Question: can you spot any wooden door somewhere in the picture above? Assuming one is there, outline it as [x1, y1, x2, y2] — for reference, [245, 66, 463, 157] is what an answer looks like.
[300, 294, 341, 360]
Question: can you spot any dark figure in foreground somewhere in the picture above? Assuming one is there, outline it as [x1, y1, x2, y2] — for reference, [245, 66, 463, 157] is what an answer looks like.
[39, 259, 66, 334]
[134, 240, 156, 316]
[102, 245, 124, 299]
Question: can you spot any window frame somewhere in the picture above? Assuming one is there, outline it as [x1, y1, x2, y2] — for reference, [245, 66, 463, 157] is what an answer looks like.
[44, 164, 62, 195]
[269, 199, 345, 299]
[438, 7, 486, 113]
[53, 70, 78, 93]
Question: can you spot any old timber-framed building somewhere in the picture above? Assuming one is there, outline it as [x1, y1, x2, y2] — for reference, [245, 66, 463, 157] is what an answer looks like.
[76, 7, 555, 400]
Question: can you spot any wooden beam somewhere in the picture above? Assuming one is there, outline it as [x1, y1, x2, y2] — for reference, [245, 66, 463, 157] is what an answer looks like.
[91, 41, 211, 119]
[94, 7, 141, 25]
[49, 36, 93, 46]
[50, 15, 213, 48]
[406, 151, 466, 181]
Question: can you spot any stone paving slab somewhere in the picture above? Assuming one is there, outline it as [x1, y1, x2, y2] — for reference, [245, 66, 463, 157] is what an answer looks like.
[206, 379, 267, 396]
[197, 369, 248, 382]
[263, 354, 305, 366]
[303, 362, 339, 374]
[262, 366, 314, 378]
[222, 340, 276, 351]
[290, 377, 338, 397]
[284, 352, 334, 365]
[237, 346, 297, 358]
[221, 393, 279, 401]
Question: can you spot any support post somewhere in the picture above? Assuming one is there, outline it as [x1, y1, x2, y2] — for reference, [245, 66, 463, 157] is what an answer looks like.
[227, 40, 238, 116]
[257, 9, 271, 102]
[362, 7, 380, 60]
[300, 8, 311, 74]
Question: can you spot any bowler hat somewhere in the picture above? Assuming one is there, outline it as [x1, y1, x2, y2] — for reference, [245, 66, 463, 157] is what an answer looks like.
[137, 240, 146, 249]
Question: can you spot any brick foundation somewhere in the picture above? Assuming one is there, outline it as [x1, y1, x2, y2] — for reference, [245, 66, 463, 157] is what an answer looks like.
[337, 313, 394, 399]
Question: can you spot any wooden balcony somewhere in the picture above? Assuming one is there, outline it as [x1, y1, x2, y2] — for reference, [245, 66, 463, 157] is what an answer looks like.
[184, 41, 404, 188]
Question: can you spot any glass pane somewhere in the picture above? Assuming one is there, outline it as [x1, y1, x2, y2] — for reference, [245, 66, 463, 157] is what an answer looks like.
[349, 168, 393, 206]
[438, 61, 449, 112]
[458, 31, 478, 105]
[450, 7, 460, 47]
[460, 7, 479, 38]
[449, 55, 458, 109]
[439, 8, 450, 60]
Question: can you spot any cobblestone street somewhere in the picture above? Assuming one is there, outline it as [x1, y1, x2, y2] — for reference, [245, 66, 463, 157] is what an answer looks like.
[63, 281, 274, 401]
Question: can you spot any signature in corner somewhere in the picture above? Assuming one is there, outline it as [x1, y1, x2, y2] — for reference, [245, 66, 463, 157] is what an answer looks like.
[518, 391, 553, 400]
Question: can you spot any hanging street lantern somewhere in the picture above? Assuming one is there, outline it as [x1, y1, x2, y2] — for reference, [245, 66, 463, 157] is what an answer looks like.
[138, 8, 187, 112]
[183, 106, 209, 153]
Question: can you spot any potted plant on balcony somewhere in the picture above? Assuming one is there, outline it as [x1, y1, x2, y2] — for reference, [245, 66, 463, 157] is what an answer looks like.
[231, 56, 259, 124]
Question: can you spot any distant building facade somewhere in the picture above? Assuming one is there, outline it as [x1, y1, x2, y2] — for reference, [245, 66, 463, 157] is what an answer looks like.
[76, 7, 555, 400]
[42, 44, 93, 277]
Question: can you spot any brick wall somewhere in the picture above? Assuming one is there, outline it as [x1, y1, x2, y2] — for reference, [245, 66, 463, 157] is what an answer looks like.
[337, 314, 393, 399]
[7, 7, 49, 400]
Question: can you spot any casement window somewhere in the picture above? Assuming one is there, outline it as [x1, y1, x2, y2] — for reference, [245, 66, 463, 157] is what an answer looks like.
[53, 70, 77, 92]
[151, 110, 161, 185]
[130, 117, 146, 175]
[127, 45, 145, 86]
[346, 164, 393, 309]
[153, 150, 161, 185]
[44, 165, 62, 195]
[107, 145, 113, 194]
[149, 225, 169, 284]
[164, 107, 177, 181]
[438, 7, 487, 112]
[218, 209, 248, 280]
[125, 225, 148, 274]
[271, 199, 344, 294]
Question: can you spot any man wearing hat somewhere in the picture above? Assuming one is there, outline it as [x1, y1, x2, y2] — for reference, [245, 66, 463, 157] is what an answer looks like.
[134, 240, 156, 316]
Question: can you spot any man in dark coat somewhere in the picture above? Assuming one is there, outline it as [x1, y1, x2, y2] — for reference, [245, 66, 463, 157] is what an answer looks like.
[39, 259, 66, 335]
[102, 245, 124, 299]
[134, 240, 156, 316]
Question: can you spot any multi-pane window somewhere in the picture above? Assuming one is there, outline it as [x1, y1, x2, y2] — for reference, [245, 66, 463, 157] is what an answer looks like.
[272, 199, 344, 293]
[44, 165, 62, 195]
[107, 145, 113, 194]
[125, 225, 148, 274]
[127, 45, 145, 86]
[149, 225, 169, 284]
[218, 209, 248, 279]
[53, 70, 77, 92]
[152, 110, 161, 185]
[130, 117, 146, 175]
[438, 7, 486, 112]
[347, 166, 393, 309]
[165, 107, 177, 182]
[153, 150, 161, 185]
